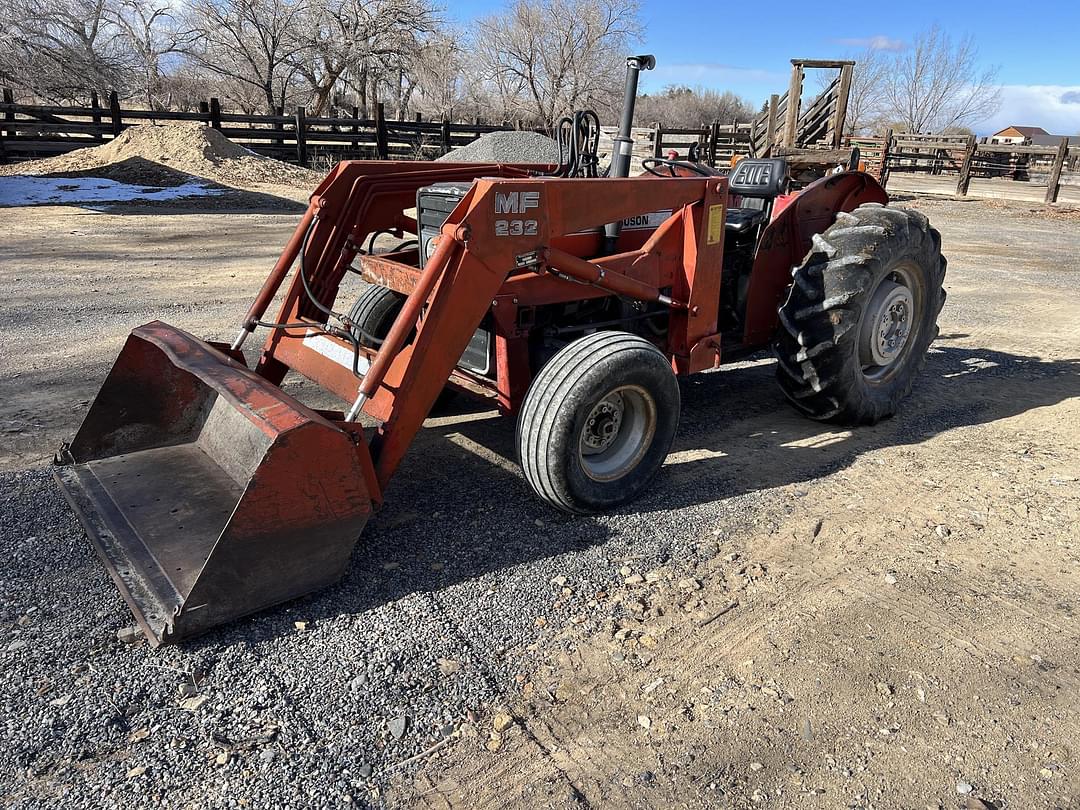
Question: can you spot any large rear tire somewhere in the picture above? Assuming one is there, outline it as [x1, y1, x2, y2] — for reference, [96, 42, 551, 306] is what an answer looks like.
[516, 331, 680, 514]
[774, 203, 946, 424]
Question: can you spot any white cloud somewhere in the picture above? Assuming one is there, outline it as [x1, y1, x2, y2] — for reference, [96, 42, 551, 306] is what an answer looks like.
[832, 35, 906, 51]
[978, 85, 1080, 136]
[645, 63, 787, 89]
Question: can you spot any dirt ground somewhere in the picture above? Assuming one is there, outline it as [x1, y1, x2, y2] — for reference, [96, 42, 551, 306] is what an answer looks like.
[395, 196, 1080, 810]
[1, 192, 1078, 809]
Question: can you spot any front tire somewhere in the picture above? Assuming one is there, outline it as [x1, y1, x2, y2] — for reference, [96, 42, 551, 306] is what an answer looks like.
[774, 203, 946, 424]
[347, 284, 455, 410]
[347, 284, 406, 348]
[517, 331, 680, 514]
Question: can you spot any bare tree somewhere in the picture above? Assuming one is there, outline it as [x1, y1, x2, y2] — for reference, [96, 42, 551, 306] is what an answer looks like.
[410, 32, 494, 122]
[843, 48, 888, 135]
[0, 0, 132, 102]
[634, 86, 754, 128]
[113, 0, 192, 110]
[472, 0, 640, 128]
[183, 0, 310, 113]
[409, 33, 465, 120]
[880, 25, 1000, 133]
[294, 0, 439, 117]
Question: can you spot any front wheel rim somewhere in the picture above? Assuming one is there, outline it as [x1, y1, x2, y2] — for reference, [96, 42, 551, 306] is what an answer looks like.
[577, 385, 657, 482]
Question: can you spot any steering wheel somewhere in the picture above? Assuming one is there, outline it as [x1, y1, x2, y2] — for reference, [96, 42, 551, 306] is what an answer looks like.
[641, 157, 715, 177]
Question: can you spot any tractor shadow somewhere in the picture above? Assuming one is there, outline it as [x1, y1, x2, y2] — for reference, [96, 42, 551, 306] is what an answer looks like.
[191, 341, 1079, 648]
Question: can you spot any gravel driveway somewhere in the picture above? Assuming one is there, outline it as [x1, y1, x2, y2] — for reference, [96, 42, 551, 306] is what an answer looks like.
[1, 194, 1078, 809]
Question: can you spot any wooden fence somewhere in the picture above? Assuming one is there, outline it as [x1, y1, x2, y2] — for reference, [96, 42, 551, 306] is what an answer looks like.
[3, 89, 1077, 204]
[0, 89, 511, 166]
[872, 132, 1080, 204]
[748, 60, 854, 157]
[0, 90, 761, 172]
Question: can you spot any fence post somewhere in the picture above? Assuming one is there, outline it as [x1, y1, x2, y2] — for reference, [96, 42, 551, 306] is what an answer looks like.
[955, 135, 977, 196]
[440, 118, 451, 156]
[274, 106, 284, 147]
[89, 91, 104, 142]
[1, 88, 13, 143]
[209, 97, 222, 129]
[652, 123, 663, 158]
[0, 89, 10, 163]
[831, 63, 853, 148]
[198, 100, 210, 126]
[294, 106, 307, 165]
[782, 63, 803, 147]
[878, 128, 893, 187]
[766, 94, 779, 154]
[374, 102, 389, 160]
[1045, 137, 1069, 204]
[351, 105, 360, 152]
[415, 111, 422, 123]
[708, 120, 720, 166]
[108, 91, 122, 137]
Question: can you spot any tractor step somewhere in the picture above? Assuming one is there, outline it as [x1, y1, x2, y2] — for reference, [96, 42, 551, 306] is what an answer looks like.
[55, 322, 379, 645]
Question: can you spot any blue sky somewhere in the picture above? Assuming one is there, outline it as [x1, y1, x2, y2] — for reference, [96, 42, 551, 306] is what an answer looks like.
[447, 0, 1080, 135]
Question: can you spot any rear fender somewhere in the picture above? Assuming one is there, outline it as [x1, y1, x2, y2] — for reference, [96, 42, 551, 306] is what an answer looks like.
[741, 171, 888, 346]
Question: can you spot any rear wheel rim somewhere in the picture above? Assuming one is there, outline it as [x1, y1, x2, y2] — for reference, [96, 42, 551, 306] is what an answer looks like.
[577, 385, 657, 482]
[860, 261, 924, 383]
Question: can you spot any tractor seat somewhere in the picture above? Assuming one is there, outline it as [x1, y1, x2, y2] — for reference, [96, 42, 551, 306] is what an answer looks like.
[724, 158, 789, 235]
[725, 207, 769, 233]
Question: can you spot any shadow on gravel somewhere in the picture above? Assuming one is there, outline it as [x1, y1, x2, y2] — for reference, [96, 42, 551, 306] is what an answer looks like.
[174, 342, 1080, 650]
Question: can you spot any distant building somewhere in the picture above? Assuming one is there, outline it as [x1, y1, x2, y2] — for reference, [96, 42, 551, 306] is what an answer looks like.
[989, 126, 1079, 147]
[1028, 133, 1080, 147]
[989, 126, 1049, 145]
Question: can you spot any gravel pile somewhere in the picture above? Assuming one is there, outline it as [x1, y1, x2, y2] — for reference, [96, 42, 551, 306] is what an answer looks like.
[436, 131, 560, 164]
[0, 123, 322, 190]
[0, 376, 776, 807]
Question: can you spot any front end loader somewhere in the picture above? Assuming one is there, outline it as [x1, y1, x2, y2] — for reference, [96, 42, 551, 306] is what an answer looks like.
[55, 56, 946, 644]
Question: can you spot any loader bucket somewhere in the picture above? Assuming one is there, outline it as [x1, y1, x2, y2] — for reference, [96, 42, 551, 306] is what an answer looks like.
[53, 322, 377, 646]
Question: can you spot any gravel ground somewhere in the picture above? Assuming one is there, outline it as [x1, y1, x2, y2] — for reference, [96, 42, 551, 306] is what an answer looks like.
[1, 194, 1078, 808]
[436, 131, 560, 164]
[1, 422, 774, 807]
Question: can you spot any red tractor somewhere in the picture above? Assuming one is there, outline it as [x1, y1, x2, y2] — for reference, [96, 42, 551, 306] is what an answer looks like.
[55, 56, 946, 644]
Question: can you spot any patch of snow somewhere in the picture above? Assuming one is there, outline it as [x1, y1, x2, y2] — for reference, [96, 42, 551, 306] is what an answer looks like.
[0, 175, 226, 207]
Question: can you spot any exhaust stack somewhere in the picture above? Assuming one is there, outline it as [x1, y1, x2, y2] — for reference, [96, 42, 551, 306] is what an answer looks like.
[605, 54, 656, 250]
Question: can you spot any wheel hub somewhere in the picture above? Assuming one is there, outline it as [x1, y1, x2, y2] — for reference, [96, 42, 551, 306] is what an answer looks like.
[860, 279, 914, 369]
[577, 386, 657, 482]
[582, 394, 625, 452]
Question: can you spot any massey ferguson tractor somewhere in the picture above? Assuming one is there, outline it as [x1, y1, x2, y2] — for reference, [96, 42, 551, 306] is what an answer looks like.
[54, 56, 946, 644]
